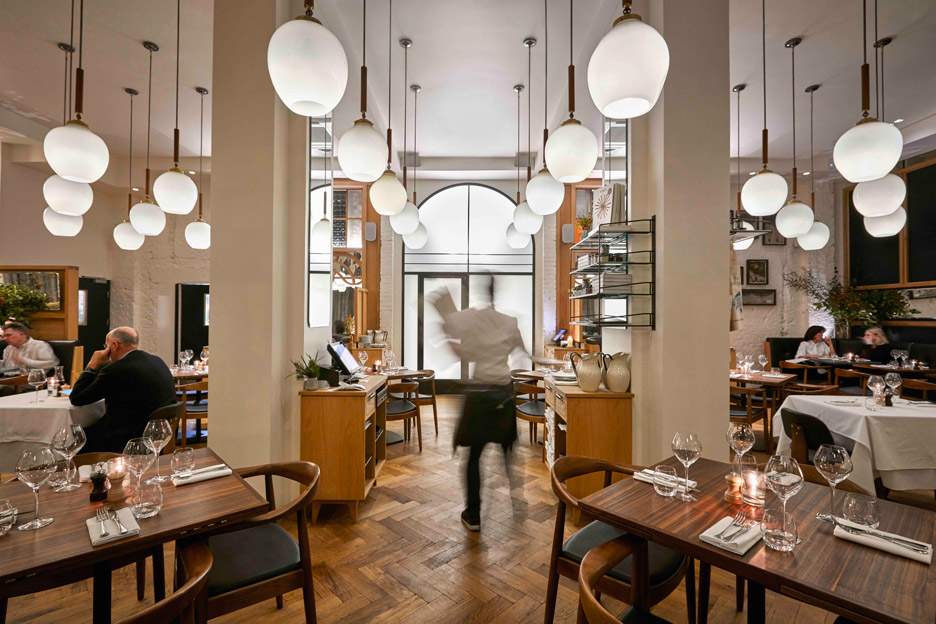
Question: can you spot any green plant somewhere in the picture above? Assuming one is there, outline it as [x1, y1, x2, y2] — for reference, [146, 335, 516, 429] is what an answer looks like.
[0, 284, 50, 328]
[860, 288, 919, 326]
[576, 215, 592, 231]
[289, 351, 324, 380]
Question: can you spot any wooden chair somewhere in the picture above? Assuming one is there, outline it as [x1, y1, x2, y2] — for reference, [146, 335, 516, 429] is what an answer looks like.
[779, 407, 836, 465]
[900, 378, 936, 400]
[834, 368, 870, 397]
[801, 463, 873, 496]
[386, 382, 422, 451]
[579, 536, 674, 624]
[121, 540, 211, 624]
[729, 384, 771, 453]
[193, 461, 320, 623]
[176, 381, 208, 447]
[780, 383, 840, 400]
[0, 374, 27, 394]
[514, 381, 546, 447]
[390, 370, 439, 435]
[148, 402, 184, 454]
[545, 456, 694, 624]
[781, 360, 832, 385]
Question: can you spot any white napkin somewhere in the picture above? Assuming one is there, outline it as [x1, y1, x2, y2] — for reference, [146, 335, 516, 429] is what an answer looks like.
[761, 373, 788, 378]
[833, 518, 933, 565]
[78, 465, 93, 483]
[171, 467, 232, 486]
[86, 507, 140, 546]
[633, 469, 697, 490]
[700, 517, 763, 555]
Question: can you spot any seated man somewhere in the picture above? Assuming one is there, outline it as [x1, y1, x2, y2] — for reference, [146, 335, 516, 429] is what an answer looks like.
[70, 327, 176, 453]
[1, 322, 59, 396]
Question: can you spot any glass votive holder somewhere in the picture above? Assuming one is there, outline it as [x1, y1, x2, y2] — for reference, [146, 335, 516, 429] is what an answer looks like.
[106, 458, 128, 501]
[171, 448, 195, 478]
[842, 493, 880, 528]
[742, 469, 766, 508]
[653, 465, 678, 497]
[131, 481, 163, 519]
[761, 509, 797, 552]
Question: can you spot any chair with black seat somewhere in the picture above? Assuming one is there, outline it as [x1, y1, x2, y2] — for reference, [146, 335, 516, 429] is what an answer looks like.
[176, 381, 208, 447]
[194, 461, 320, 623]
[46, 339, 84, 385]
[386, 382, 422, 451]
[780, 407, 836, 465]
[122, 540, 211, 624]
[780, 360, 831, 385]
[729, 383, 771, 452]
[579, 536, 674, 624]
[514, 381, 546, 447]
[390, 370, 439, 435]
[834, 368, 870, 397]
[780, 383, 840, 400]
[544, 456, 694, 624]
[148, 402, 183, 454]
[900, 378, 936, 401]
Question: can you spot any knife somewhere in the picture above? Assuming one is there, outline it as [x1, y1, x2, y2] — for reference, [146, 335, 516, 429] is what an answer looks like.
[175, 464, 227, 479]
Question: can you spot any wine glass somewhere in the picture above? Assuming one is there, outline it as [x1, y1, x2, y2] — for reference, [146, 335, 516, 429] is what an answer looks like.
[123, 438, 157, 517]
[358, 350, 368, 368]
[758, 354, 769, 372]
[200, 347, 209, 368]
[15, 448, 57, 530]
[142, 420, 173, 483]
[884, 372, 902, 399]
[734, 353, 744, 372]
[27, 369, 45, 403]
[54, 365, 65, 389]
[813, 444, 853, 522]
[671, 432, 702, 503]
[0, 500, 14, 536]
[50, 425, 86, 492]
[178, 351, 187, 368]
[867, 375, 885, 396]
[726, 423, 755, 474]
[185, 349, 195, 369]
[765, 456, 804, 542]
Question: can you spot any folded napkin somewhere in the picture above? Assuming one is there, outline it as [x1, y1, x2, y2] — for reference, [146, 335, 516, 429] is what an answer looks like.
[171, 466, 232, 486]
[700, 517, 762, 555]
[833, 519, 932, 565]
[86, 507, 140, 546]
[761, 373, 788, 378]
[633, 469, 697, 491]
[78, 464, 92, 483]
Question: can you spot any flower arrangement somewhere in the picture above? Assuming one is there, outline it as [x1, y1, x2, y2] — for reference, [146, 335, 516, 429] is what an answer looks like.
[0, 284, 50, 328]
[576, 215, 592, 231]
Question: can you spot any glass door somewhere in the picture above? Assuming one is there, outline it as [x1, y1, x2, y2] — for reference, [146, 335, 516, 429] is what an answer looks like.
[419, 275, 467, 380]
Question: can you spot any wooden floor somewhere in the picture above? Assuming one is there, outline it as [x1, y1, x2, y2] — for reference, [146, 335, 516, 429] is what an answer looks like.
[7, 397, 845, 623]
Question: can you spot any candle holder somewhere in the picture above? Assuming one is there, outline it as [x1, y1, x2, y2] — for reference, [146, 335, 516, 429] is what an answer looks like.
[742, 470, 766, 508]
[724, 472, 744, 504]
[106, 458, 128, 501]
[374, 359, 382, 373]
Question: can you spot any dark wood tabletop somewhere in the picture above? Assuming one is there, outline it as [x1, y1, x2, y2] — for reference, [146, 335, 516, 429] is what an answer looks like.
[382, 369, 427, 380]
[579, 457, 936, 624]
[730, 370, 796, 387]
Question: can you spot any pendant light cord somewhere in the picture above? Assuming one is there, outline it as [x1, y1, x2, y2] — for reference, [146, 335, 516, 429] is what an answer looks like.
[873, 0, 879, 118]
[386, 0, 392, 167]
[736, 88, 741, 213]
[175, 0, 180, 129]
[146, 46, 153, 194]
[413, 87, 418, 203]
[543, 0, 548, 150]
[62, 47, 69, 124]
[760, 0, 767, 166]
[809, 88, 814, 196]
[517, 87, 521, 201]
[199, 91, 204, 211]
[527, 40, 532, 181]
[360, 0, 367, 118]
[78, 0, 83, 69]
[880, 40, 886, 121]
[67, 0, 75, 122]
[403, 42, 408, 190]
[568, 0, 575, 118]
[129, 91, 134, 195]
[790, 42, 796, 195]
[75, 0, 84, 118]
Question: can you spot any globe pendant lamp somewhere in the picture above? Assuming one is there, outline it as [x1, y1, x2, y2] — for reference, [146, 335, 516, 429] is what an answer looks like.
[44, 174, 92, 216]
[114, 88, 144, 251]
[774, 38, 813, 239]
[390, 41, 421, 235]
[797, 221, 830, 250]
[267, 0, 348, 117]
[853, 173, 904, 217]
[864, 206, 905, 237]
[733, 221, 755, 251]
[741, 0, 787, 216]
[310, 216, 331, 249]
[403, 222, 428, 249]
[390, 201, 419, 235]
[526, 4, 564, 216]
[130, 43, 167, 237]
[43, 1, 109, 184]
[514, 201, 542, 235]
[43, 208, 83, 237]
[587, 0, 668, 119]
[185, 87, 211, 250]
[545, 0, 597, 184]
[505, 223, 530, 249]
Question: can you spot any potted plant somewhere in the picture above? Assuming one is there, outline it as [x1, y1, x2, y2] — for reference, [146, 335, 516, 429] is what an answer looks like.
[576, 216, 593, 242]
[0, 284, 50, 328]
[289, 352, 329, 390]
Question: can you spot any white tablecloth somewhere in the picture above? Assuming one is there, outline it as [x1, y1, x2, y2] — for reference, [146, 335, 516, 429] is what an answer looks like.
[0, 393, 105, 472]
[774, 395, 936, 493]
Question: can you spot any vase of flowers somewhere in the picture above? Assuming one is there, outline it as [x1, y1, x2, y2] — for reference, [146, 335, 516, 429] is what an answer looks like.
[576, 216, 593, 242]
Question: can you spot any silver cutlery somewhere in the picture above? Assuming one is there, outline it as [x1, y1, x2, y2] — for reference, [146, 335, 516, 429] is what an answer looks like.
[722, 520, 755, 543]
[713, 510, 746, 541]
[108, 507, 128, 535]
[641, 471, 701, 492]
[833, 519, 931, 554]
[174, 464, 227, 479]
[95, 507, 109, 538]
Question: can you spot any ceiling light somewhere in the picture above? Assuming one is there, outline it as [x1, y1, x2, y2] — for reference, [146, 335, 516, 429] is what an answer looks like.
[803, 171, 811, 176]
[732, 221, 755, 251]
[893, 118, 903, 123]
[526, 25, 564, 216]
[390, 201, 420, 235]
[132, 187, 140, 192]
[864, 206, 905, 237]
[797, 221, 830, 250]
[505, 223, 530, 249]
[370, 170, 406, 216]
[775, 38, 813, 238]
[390, 39, 421, 236]
[129, 43, 166, 236]
[853, 173, 905, 217]
[513, 201, 543, 235]
[799, 85, 828, 251]
[587, 0, 668, 119]
[43, 175, 92, 216]
[267, 0, 348, 116]
[403, 222, 428, 249]
[310, 216, 331, 250]
[748, 171, 756, 176]
[185, 219, 210, 249]
[43, 207, 83, 237]
[186, 87, 211, 249]
[188, 170, 196, 175]
[113, 220, 145, 250]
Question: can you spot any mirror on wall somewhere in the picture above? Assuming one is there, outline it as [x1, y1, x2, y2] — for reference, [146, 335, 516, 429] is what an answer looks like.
[332, 251, 362, 341]
[0, 271, 61, 311]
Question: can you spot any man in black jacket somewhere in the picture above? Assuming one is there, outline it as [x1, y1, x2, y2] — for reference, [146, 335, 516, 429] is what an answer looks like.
[70, 327, 176, 453]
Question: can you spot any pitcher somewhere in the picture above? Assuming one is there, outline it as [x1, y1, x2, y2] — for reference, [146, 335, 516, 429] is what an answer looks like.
[569, 352, 603, 392]
[600, 352, 631, 392]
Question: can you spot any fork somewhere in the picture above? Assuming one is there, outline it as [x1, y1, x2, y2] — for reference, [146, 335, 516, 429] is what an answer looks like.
[108, 507, 128, 535]
[96, 507, 109, 538]
[722, 520, 755, 543]
[713, 509, 746, 541]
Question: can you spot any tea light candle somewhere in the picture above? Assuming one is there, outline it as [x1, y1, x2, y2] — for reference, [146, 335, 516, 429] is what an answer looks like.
[742, 470, 766, 508]
[106, 457, 127, 501]
[846, 352, 854, 361]
[374, 359, 382, 372]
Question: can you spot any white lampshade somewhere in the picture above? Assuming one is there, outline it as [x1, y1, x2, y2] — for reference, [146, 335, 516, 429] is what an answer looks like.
[370, 170, 406, 216]
[43, 121, 109, 184]
[544, 119, 598, 183]
[43, 175, 93, 216]
[526, 167, 564, 215]
[267, 17, 348, 117]
[864, 206, 906, 237]
[587, 16, 669, 119]
[310, 217, 331, 250]
[184, 219, 211, 249]
[732, 221, 755, 251]
[853, 173, 905, 218]
[741, 169, 788, 216]
[775, 199, 814, 238]
[113, 220, 144, 250]
[390, 201, 420, 235]
[833, 119, 903, 183]
[505, 223, 530, 249]
[337, 119, 386, 182]
[153, 168, 198, 215]
[129, 199, 166, 236]
[42, 207, 82, 236]
[403, 222, 428, 249]
[797, 221, 830, 250]
[513, 201, 543, 235]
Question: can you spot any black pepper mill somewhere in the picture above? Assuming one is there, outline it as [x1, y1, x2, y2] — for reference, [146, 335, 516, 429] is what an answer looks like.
[89, 464, 109, 502]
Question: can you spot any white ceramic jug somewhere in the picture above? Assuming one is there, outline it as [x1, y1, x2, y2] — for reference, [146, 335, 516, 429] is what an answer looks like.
[569, 352, 603, 392]
[601, 352, 631, 392]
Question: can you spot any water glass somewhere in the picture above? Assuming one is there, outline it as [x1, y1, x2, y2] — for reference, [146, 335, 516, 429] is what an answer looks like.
[868, 375, 886, 395]
[0, 500, 15, 536]
[652, 465, 678, 497]
[765, 455, 803, 543]
[131, 481, 163, 519]
[842, 493, 880, 528]
[761, 509, 797, 552]
[758, 354, 769, 372]
[47, 450, 74, 490]
[726, 422, 755, 474]
[864, 396, 882, 411]
[884, 372, 902, 396]
[171, 448, 195, 478]
[143, 419, 173, 483]
[15, 448, 57, 530]
[50, 424, 86, 492]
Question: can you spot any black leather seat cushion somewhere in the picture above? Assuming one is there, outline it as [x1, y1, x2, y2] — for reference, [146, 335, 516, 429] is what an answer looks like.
[389, 392, 432, 401]
[562, 521, 686, 586]
[387, 399, 417, 415]
[839, 385, 865, 396]
[185, 401, 208, 414]
[729, 407, 764, 419]
[517, 399, 545, 418]
[206, 523, 301, 596]
[618, 607, 673, 624]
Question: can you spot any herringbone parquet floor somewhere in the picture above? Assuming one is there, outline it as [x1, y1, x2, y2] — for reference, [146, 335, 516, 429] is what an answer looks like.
[7, 396, 842, 623]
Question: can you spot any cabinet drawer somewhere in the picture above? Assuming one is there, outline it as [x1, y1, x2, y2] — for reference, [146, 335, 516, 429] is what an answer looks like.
[553, 389, 567, 418]
[545, 382, 556, 407]
[365, 390, 376, 417]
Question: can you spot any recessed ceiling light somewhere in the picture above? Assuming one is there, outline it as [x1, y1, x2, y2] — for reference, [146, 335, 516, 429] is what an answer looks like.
[748, 171, 756, 176]
[893, 118, 904, 124]
[188, 170, 196, 175]
[132, 187, 140, 191]
[803, 171, 811, 176]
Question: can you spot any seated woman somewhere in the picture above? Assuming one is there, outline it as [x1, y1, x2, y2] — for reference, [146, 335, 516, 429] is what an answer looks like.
[332, 320, 350, 345]
[859, 327, 893, 363]
[795, 325, 836, 359]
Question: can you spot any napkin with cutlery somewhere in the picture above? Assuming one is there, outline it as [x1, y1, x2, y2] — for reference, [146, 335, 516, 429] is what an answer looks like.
[171, 463, 232, 486]
[700, 517, 762, 555]
[833, 518, 932, 564]
[761, 373, 788, 378]
[86, 507, 140, 546]
[633, 469, 697, 491]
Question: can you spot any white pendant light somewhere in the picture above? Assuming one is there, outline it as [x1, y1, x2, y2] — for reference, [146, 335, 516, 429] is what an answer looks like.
[390, 201, 419, 235]
[43, 175, 92, 216]
[186, 87, 212, 249]
[370, 170, 406, 216]
[864, 206, 906, 237]
[732, 221, 755, 251]
[114, 220, 145, 250]
[526, 5, 564, 216]
[505, 223, 530, 249]
[731, 85, 758, 251]
[587, 1, 669, 119]
[797, 221, 830, 250]
[130, 42, 166, 237]
[43, 207, 83, 237]
[184, 219, 210, 249]
[403, 221, 428, 249]
[774, 38, 813, 239]
[853, 173, 904, 217]
[310, 216, 331, 249]
[267, 0, 348, 117]
[390, 42, 421, 236]
[513, 201, 543, 235]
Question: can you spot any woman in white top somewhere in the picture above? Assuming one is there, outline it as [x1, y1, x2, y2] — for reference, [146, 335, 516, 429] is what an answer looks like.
[795, 325, 836, 358]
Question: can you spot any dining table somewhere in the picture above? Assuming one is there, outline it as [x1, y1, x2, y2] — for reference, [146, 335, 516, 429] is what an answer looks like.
[774, 394, 936, 493]
[580, 456, 936, 624]
[171, 368, 208, 381]
[852, 362, 933, 378]
[730, 370, 796, 452]
[0, 447, 267, 624]
[0, 393, 105, 473]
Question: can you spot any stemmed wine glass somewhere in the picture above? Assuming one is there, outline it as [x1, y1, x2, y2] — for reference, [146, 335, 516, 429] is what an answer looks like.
[184, 349, 194, 369]
[867, 375, 886, 397]
[726, 423, 756, 475]
[15, 448, 57, 530]
[200, 347, 209, 367]
[671, 432, 702, 503]
[178, 351, 187, 369]
[50, 425, 86, 492]
[758, 354, 769, 372]
[143, 420, 173, 483]
[123, 438, 157, 517]
[813, 444, 853, 522]
[765, 455, 804, 543]
[27, 369, 45, 403]
[358, 350, 368, 368]
[884, 372, 902, 400]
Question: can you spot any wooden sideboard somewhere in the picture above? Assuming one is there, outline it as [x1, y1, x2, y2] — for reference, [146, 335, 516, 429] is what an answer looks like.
[544, 345, 599, 360]
[299, 374, 387, 522]
[349, 347, 387, 367]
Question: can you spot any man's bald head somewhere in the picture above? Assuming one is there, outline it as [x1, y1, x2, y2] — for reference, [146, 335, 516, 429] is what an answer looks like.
[107, 327, 139, 347]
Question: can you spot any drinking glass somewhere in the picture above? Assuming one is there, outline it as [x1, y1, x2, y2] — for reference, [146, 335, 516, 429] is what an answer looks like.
[653, 465, 678, 497]
[671, 432, 702, 503]
[0, 500, 14, 536]
[132, 481, 163, 519]
[813, 444, 853, 521]
[50, 424, 86, 492]
[761, 508, 797, 552]
[142, 420, 173, 483]
[842, 493, 880, 528]
[54, 365, 65, 389]
[726, 423, 755, 474]
[868, 375, 885, 395]
[46, 449, 72, 490]
[765, 455, 804, 541]
[178, 351, 187, 368]
[15, 448, 57, 530]
[27, 369, 45, 403]
[200, 348, 209, 367]
[734, 353, 744, 371]
[740, 456, 766, 508]
[123, 438, 157, 511]
[171, 447, 195, 478]
[358, 350, 368, 368]
[864, 396, 881, 411]
[184, 349, 194, 368]
[758, 354, 769, 372]
[884, 372, 902, 398]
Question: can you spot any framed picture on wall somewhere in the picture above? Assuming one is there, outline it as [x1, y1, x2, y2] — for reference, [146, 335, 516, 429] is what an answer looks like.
[746, 259, 769, 285]
[742, 289, 776, 306]
[758, 217, 787, 246]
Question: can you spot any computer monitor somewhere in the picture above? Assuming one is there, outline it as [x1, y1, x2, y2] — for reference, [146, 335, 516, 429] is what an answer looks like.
[327, 341, 362, 375]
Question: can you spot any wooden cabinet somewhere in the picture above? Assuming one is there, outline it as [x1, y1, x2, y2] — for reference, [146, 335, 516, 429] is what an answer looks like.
[299, 374, 387, 523]
[349, 347, 386, 367]
[544, 345, 597, 360]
